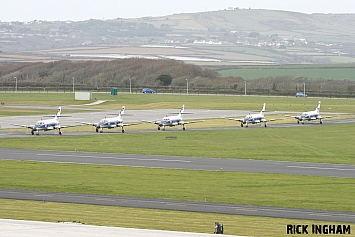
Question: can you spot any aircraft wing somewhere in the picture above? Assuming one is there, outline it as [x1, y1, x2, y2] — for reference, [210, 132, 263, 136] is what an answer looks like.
[153, 121, 161, 125]
[227, 118, 244, 122]
[58, 124, 84, 129]
[316, 115, 331, 119]
[77, 122, 96, 126]
[269, 118, 285, 121]
[119, 122, 142, 127]
[45, 126, 55, 130]
[284, 115, 301, 119]
[179, 120, 205, 125]
[10, 124, 35, 129]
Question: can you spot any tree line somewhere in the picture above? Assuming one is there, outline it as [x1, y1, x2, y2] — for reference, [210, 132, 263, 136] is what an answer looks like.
[0, 59, 355, 97]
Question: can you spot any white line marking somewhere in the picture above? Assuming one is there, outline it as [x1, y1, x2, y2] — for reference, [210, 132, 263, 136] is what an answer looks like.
[288, 165, 355, 171]
[37, 153, 191, 163]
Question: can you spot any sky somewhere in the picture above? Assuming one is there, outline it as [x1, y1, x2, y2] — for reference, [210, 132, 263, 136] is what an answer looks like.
[1, 0, 355, 22]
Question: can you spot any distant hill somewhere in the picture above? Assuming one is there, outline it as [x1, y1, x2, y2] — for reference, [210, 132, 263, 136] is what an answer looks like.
[133, 9, 355, 42]
[1, 9, 355, 65]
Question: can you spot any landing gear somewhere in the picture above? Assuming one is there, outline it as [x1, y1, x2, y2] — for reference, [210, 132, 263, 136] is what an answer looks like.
[241, 123, 243, 127]
[183, 126, 186, 131]
[59, 130, 62, 135]
[31, 130, 34, 135]
[264, 123, 267, 127]
[320, 119, 323, 124]
[297, 120, 300, 124]
[96, 127, 99, 133]
[122, 128, 125, 133]
[158, 126, 160, 130]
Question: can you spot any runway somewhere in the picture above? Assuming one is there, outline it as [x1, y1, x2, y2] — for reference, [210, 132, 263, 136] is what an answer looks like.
[1, 188, 354, 223]
[1, 148, 354, 178]
[1, 148, 355, 223]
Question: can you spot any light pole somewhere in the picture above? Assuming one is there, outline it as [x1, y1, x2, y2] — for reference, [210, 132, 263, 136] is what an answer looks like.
[186, 79, 189, 95]
[14, 77, 17, 93]
[244, 81, 246, 96]
[303, 82, 305, 96]
[72, 77, 75, 93]
[129, 77, 132, 94]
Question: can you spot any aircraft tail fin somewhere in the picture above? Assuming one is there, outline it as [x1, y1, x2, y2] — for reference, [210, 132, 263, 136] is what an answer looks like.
[55, 107, 61, 119]
[179, 104, 185, 116]
[316, 101, 321, 113]
[120, 106, 125, 115]
[261, 103, 266, 114]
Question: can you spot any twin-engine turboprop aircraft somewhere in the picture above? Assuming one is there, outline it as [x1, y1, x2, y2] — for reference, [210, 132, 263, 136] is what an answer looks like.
[11, 107, 77, 135]
[9, 102, 333, 135]
[145, 104, 203, 131]
[82, 106, 139, 133]
[229, 103, 275, 127]
[291, 101, 331, 124]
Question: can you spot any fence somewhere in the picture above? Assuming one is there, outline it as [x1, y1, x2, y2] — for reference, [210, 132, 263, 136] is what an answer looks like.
[0, 84, 354, 99]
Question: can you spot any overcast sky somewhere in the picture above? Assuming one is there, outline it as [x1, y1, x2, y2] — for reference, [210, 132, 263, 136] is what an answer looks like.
[1, 0, 355, 22]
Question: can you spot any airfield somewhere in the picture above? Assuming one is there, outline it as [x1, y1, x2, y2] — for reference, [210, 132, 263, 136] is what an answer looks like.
[1, 95, 355, 236]
[1, 148, 355, 224]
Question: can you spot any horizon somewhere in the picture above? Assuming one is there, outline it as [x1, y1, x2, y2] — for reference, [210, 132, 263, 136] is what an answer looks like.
[1, 0, 355, 22]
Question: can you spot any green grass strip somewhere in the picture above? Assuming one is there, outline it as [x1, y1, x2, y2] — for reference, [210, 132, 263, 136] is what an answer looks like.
[1, 124, 355, 165]
[0, 160, 354, 212]
[0, 199, 353, 237]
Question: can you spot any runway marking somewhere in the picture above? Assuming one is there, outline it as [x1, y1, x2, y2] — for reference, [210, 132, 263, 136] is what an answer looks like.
[95, 198, 116, 202]
[287, 165, 355, 171]
[309, 213, 331, 217]
[37, 153, 191, 163]
[165, 203, 187, 207]
[234, 208, 258, 212]
[33, 194, 53, 197]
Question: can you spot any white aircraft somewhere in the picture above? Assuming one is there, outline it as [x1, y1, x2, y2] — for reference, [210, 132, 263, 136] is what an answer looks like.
[83, 106, 138, 133]
[292, 101, 329, 124]
[149, 104, 202, 131]
[11, 107, 75, 135]
[230, 103, 276, 127]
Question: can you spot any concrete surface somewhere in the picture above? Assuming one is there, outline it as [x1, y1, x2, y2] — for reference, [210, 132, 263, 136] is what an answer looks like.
[1, 219, 242, 237]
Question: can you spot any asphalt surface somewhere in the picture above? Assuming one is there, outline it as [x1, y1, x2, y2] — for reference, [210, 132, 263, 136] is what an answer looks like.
[1, 108, 355, 224]
[1, 148, 355, 223]
[1, 189, 354, 223]
[1, 148, 354, 178]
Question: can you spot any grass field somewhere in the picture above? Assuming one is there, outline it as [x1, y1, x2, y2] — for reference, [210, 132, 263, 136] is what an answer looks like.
[1, 199, 353, 237]
[0, 93, 354, 235]
[3, 199, 353, 237]
[0, 160, 354, 212]
[218, 65, 355, 80]
[1, 124, 355, 165]
[1, 92, 355, 112]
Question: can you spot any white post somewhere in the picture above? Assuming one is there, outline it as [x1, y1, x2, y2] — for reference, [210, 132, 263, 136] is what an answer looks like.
[244, 81, 246, 96]
[129, 77, 132, 94]
[186, 79, 189, 95]
[303, 83, 305, 96]
[14, 77, 17, 93]
[73, 77, 75, 93]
